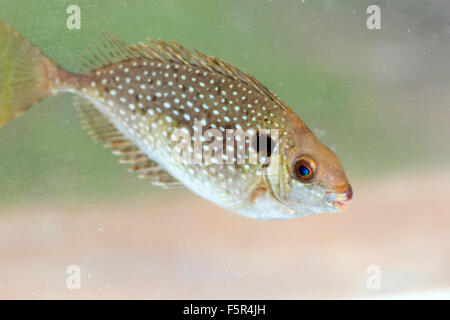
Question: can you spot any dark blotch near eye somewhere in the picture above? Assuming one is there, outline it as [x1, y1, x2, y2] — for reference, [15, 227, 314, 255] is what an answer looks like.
[252, 132, 275, 158]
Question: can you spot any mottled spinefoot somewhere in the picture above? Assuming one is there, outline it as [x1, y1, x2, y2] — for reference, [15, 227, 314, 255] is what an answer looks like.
[0, 21, 353, 220]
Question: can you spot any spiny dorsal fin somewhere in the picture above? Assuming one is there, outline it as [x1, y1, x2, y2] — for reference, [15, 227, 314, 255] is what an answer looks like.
[132, 40, 290, 111]
[75, 98, 183, 189]
[78, 32, 290, 111]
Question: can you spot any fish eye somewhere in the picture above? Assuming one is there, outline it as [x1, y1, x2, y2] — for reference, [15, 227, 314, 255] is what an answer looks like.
[292, 155, 316, 182]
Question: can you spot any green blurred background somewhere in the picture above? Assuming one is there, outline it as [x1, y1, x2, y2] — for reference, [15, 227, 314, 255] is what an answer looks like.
[1, 0, 448, 205]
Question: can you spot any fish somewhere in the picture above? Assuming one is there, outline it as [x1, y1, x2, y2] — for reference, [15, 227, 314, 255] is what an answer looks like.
[0, 21, 352, 220]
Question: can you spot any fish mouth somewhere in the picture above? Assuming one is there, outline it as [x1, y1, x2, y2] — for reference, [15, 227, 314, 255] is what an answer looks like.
[332, 200, 349, 211]
[327, 185, 353, 211]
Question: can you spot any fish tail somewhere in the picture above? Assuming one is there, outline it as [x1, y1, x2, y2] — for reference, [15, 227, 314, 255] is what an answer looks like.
[0, 21, 63, 127]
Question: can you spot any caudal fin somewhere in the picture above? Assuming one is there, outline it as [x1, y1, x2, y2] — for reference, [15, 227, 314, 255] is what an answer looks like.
[0, 21, 60, 126]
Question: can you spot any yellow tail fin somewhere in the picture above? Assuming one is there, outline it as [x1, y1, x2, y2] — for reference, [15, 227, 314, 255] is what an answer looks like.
[0, 21, 59, 126]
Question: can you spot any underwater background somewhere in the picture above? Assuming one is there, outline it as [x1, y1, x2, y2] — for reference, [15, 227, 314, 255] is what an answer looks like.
[0, 0, 449, 298]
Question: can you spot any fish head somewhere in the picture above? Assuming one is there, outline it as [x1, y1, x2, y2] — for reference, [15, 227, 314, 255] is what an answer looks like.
[255, 119, 352, 219]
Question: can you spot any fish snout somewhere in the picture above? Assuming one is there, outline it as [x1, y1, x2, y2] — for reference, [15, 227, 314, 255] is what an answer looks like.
[327, 184, 353, 210]
[341, 184, 353, 202]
